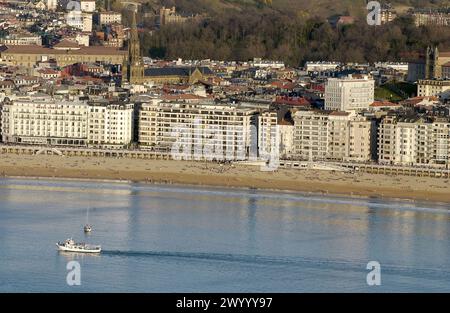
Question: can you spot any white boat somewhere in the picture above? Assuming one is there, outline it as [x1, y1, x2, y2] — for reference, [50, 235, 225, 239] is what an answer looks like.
[56, 238, 101, 253]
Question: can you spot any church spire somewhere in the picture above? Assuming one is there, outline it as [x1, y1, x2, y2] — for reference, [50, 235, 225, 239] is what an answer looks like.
[126, 11, 144, 84]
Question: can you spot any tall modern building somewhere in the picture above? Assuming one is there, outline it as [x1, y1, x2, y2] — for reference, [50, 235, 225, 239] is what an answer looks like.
[123, 12, 144, 84]
[324, 75, 374, 111]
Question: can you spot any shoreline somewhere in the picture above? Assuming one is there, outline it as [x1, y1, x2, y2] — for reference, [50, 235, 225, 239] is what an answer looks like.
[0, 153, 449, 203]
[1, 174, 439, 206]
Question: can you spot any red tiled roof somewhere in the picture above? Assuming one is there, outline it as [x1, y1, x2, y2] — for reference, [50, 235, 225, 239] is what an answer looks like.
[309, 84, 325, 92]
[274, 96, 310, 106]
[53, 39, 80, 49]
[337, 16, 355, 24]
[370, 100, 400, 107]
[269, 80, 296, 90]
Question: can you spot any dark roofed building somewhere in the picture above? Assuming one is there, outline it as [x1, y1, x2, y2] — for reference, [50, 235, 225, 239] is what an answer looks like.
[143, 66, 214, 84]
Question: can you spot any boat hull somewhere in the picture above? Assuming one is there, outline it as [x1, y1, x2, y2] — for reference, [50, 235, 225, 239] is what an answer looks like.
[56, 243, 101, 253]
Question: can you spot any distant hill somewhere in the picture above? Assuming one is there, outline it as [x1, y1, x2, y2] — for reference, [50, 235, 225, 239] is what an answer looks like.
[140, 0, 450, 18]
[115, 0, 450, 65]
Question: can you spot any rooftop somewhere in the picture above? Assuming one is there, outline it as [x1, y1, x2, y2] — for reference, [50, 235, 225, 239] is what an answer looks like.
[0, 45, 127, 56]
[144, 67, 214, 77]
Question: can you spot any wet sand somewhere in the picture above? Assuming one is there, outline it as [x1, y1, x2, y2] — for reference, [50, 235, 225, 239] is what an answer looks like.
[0, 153, 449, 203]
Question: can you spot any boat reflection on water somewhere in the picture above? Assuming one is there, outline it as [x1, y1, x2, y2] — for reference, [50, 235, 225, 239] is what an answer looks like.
[57, 250, 102, 261]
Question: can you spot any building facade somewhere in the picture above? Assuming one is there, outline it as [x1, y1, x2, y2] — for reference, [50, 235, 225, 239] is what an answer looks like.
[46, 0, 57, 10]
[0, 45, 126, 68]
[417, 79, 450, 97]
[1, 96, 134, 149]
[88, 102, 134, 149]
[324, 75, 375, 111]
[1, 96, 89, 146]
[293, 110, 375, 162]
[80, 0, 96, 12]
[0, 33, 42, 46]
[413, 12, 450, 27]
[426, 46, 450, 79]
[138, 100, 259, 160]
[305, 61, 340, 73]
[159, 6, 188, 26]
[66, 12, 93, 32]
[96, 11, 122, 25]
[258, 111, 278, 157]
[378, 115, 450, 166]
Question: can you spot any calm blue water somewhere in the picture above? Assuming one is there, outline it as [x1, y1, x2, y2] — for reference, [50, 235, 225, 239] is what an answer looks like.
[0, 177, 450, 292]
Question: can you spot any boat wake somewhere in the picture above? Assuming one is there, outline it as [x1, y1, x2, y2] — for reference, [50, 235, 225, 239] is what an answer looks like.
[101, 250, 450, 281]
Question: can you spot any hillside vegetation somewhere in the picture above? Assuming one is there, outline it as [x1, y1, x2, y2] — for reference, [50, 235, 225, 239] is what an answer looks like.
[115, 0, 450, 65]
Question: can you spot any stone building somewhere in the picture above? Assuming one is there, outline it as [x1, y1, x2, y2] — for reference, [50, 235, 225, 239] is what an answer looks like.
[0, 45, 126, 68]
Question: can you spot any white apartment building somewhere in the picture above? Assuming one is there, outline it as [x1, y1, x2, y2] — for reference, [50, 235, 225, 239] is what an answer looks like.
[374, 62, 408, 72]
[305, 61, 341, 73]
[88, 103, 134, 149]
[378, 115, 450, 166]
[249, 58, 285, 69]
[97, 12, 122, 25]
[258, 111, 278, 157]
[278, 122, 294, 159]
[293, 110, 375, 162]
[1, 96, 134, 149]
[0, 33, 42, 46]
[325, 75, 375, 111]
[138, 100, 259, 160]
[46, 0, 57, 10]
[66, 12, 93, 32]
[413, 12, 450, 27]
[380, 9, 397, 24]
[80, 0, 96, 12]
[417, 79, 450, 97]
[1, 96, 89, 146]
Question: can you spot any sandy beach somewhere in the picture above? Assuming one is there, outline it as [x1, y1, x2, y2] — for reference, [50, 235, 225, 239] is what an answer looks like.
[0, 153, 449, 203]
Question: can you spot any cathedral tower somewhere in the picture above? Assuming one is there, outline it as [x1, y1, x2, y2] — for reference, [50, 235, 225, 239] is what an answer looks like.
[125, 11, 144, 84]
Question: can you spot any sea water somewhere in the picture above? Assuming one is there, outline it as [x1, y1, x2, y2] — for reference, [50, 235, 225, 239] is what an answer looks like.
[0, 178, 449, 292]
